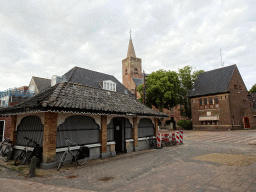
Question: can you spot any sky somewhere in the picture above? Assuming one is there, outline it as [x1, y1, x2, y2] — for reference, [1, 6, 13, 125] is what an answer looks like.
[0, 0, 255, 91]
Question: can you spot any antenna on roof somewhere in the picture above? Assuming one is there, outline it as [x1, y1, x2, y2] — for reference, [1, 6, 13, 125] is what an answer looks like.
[220, 48, 224, 67]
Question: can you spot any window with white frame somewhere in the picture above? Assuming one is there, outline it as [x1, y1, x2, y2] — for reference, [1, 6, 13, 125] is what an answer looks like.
[103, 80, 116, 91]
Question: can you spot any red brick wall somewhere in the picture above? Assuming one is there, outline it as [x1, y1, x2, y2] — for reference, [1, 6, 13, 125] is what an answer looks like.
[219, 94, 232, 125]
[191, 94, 232, 130]
[43, 112, 58, 164]
[100, 115, 107, 154]
[152, 105, 185, 125]
[228, 67, 255, 128]
[10, 115, 17, 144]
[191, 66, 255, 130]
[0, 116, 12, 139]
[122, 57, 142, 94]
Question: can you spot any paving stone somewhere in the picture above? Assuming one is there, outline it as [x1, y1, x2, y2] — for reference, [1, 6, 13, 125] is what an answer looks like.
[1, 130, 256, 191]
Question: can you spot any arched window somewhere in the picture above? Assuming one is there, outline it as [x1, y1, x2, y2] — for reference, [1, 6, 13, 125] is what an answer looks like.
[57, 115, 100, 148]
[16, 116, 44, 146]
[138, 118, 154, 138]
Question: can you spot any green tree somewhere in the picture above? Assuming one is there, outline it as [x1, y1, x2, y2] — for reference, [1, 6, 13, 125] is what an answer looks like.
[249, 84, 256, 93]
[137, 70, 180, 112]
[178, 66, 204, 118]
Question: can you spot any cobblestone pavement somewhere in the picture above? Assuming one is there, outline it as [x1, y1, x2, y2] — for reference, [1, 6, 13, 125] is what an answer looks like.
[0, 130, 256, 192]
[185, 130, 256, 145]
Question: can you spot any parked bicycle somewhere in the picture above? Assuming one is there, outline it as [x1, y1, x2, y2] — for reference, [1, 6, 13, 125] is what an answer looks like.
[149, 136, 157, 149]
[57, 138, 90, 171]
[0, 138, 13, 162]
[15, 137, 42, 166]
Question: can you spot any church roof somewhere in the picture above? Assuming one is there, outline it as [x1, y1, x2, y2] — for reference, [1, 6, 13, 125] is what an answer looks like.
[127, 37, 136, 58]
[0, 82, 168, 118]
[189, 65, 236, 97]
[63, 66, 132, 96]
[133, 78, 143, 87]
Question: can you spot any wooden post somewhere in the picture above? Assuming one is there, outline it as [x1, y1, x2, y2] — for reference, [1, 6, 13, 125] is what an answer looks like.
[133, 117, 138, 151]
[154, 118, 159, 137]
[43, 112, 58, 164]
[9, 115, 17, 145]
[100, 115, 108, 158]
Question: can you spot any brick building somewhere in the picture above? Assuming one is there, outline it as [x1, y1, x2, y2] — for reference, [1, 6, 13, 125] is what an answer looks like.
[122, 36, 185, 126]
[0, 86, 35, 141]
[190, 65, 255, 130]
[0, 82, 167, 168]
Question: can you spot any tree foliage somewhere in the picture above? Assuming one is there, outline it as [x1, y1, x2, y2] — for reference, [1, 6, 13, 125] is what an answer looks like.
[137, 70, 180, 112]
[137, 66, 204, 118]
[249, 84, 256, 93]
[178, 66, 204, 118]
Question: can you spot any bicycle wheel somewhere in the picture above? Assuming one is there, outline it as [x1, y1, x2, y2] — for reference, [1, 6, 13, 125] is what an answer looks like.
[76, 156, 89, 166]
[57, 152, 67, 171]
[15, 151, 26, 166]
[3, 144, 13, 162]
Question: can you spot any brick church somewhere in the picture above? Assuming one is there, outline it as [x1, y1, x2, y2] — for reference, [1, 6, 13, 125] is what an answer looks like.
[122, 35, 184, 127]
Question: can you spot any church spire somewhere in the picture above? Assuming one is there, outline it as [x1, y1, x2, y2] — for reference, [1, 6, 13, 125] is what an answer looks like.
[127, 30, 136, 58]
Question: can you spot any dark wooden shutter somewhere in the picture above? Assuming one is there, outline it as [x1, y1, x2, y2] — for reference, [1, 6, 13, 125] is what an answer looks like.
[57, 115, 100, 148]
[138, 118, 154, 138]
[16, 116, 44, 146]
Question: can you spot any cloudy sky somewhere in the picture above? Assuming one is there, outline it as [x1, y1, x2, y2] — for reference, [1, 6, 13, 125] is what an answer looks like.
[0, 0, 255, 91]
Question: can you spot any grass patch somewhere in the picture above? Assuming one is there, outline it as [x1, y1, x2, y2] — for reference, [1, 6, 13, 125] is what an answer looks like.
[192, 153, 256, 166]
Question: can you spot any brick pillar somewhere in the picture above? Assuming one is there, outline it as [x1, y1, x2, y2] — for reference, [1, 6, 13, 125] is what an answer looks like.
[100, 115, 108, 158]
[43, 112, 58, 164]
[133, 117, 139, 151]
[154, 118, 159, 136]
[9, 115, 17, 145]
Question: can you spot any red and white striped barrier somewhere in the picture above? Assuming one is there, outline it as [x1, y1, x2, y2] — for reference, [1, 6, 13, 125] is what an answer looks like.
[156, 131, 183, 147]
[157, 132, 161, 147]
[179, 130, 183, 144]
[175, 131, 180, 144]
[171, 132, 176, 142]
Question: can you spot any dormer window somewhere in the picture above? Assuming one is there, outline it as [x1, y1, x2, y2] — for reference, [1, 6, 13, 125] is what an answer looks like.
[103, 80, 116, 91]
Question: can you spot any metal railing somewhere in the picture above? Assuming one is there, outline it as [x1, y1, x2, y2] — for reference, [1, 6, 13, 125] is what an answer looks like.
[0, 88, 35, 99]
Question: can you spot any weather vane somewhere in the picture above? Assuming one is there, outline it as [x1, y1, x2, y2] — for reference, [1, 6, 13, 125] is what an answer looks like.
[129, 29, 131, 38]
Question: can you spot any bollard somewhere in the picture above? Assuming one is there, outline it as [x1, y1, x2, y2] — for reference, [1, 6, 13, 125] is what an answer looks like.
[157, 132, 161, 147]
[175, 131, 180, 144]
[28, 156, 37, 178]
[180, 130, 183, 144]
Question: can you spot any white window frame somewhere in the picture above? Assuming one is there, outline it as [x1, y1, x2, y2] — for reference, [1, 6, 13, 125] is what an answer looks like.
[0, 120, 5, 142]
[103, 80, 116, 91]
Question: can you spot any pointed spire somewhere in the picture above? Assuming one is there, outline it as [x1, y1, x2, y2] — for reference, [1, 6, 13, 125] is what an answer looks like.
[127, 30, 136, 58]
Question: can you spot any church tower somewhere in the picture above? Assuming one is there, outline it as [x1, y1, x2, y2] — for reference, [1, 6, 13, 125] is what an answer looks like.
[122, 34, 142, 94]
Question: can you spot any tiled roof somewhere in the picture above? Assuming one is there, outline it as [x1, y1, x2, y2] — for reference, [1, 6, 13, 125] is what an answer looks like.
[133, 78, 143, 87]
[189, 65, 236, 97]
[32, 76, 51, 93]
[63, 67, 132, 96]
[0, 82, 168, 118]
